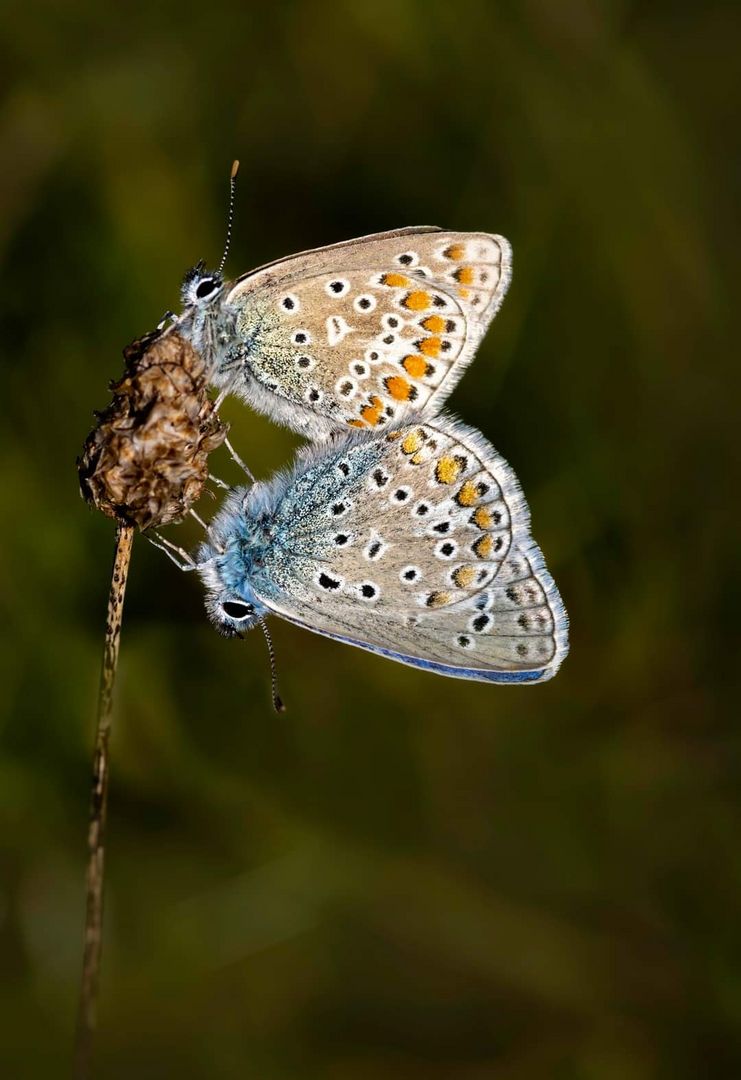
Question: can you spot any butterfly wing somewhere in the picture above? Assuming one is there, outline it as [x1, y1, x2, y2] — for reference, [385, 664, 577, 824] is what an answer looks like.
[218, 229, 511, 439]
[246, 417, 567, 683]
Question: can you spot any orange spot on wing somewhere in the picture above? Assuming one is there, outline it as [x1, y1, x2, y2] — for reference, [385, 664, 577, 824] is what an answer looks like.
[381, 272, 409, 287]
[473, 534, 493, 559]
[402, 354, 428, 378]
[455, 480, 479, 507]
[458, 287, 470, 299]
[421, 315, 446, 334]
[385, 375, 412, 401]
[402, 430, 424, 454]
[452, 566, 476, 588]
[455, 266, 475, 285]
[426, 591, 452, 609]
[347, 419, 365, 428]
[360, 395, 383, 425]
[444, 243, 465, 261]
[418, 337, 441, 358]
[435, 456, 462, 484]
[472, 507, 492, 529]
[402, 290, 431, 311]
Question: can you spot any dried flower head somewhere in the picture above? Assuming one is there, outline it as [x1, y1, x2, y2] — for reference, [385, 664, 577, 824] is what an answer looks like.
[78, 328, 227, 530]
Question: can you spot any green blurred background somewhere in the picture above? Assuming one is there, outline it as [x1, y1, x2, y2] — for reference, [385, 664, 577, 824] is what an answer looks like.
[1, 1, 738, 1076]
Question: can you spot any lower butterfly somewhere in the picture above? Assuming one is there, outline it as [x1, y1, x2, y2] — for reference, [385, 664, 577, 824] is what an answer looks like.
[178, 206, 512, 441]
[186, 415, 568, 685]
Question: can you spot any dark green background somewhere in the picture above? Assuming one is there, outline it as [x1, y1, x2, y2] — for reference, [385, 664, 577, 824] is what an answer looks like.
[1, 1, 738, 1076]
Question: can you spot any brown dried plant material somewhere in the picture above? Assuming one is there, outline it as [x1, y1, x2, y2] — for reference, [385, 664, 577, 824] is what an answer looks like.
[78, 328, 227, 530]
[75, 326, 229, 1077]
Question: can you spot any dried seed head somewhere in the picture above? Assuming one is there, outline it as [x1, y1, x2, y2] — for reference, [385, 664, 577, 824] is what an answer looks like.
[78, 328, 227, 530]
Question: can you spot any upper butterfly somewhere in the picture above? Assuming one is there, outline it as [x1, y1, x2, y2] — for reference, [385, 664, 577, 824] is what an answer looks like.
[178, 226, 512, 441]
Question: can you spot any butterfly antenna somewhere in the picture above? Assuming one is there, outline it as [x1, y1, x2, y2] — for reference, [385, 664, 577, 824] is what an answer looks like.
[188, 508, 225, 554]
[259, 617, 285, 713]
[217, 159, 240, 275]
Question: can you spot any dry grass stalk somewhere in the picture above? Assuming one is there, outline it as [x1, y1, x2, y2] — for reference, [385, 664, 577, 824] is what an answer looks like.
[74, 328, 227, 1077]
[73, 521, 133, 1078]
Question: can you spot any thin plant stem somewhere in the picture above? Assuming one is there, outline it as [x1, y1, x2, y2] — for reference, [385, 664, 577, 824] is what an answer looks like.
[74, 522, 135, 1078]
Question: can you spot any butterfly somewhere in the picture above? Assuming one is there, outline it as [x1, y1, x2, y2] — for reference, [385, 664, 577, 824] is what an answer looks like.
[190, 414, 568, 685]
[178, 224, 512, 441]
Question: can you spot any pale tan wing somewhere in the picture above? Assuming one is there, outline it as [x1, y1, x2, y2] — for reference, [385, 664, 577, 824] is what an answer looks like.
[250, 416, 567, 683]
[221, 229, 511, 436]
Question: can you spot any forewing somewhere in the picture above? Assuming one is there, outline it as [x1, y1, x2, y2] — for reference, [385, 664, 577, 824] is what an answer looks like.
[250, 417, 567, 683]
[221, 229, 511, 436]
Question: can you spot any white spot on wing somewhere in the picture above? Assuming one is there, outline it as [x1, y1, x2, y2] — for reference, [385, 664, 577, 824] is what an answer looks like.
[327, 315, 354, 346]
[356, 581, 380, 602]
[325, 278, 350, 297]
[400, 565, 422, 583]
[279, 293, 300, 312]
[335, 376, 357, 399]
[353, 293, 377, 313]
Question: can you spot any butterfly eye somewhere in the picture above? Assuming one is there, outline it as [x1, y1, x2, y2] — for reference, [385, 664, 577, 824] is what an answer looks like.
[222, 600, 253, 620]
[195, 277, 220, 300]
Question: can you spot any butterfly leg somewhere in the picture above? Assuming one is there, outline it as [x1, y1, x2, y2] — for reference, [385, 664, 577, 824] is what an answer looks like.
[146, 532, 197, 571]
[189, 508, 211, 534]
[223, 436, 255, 483]
[212, 368, 241, 412]
[213, 386, 230, 412]
[209, 372, 256, 483]
[208, 473, 230, 491]
[156, 310, 177, 331]
[188, 508, 226, 554]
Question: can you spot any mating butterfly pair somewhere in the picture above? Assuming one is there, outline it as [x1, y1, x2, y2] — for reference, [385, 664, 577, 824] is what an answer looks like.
[170, 222, 568, 685]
